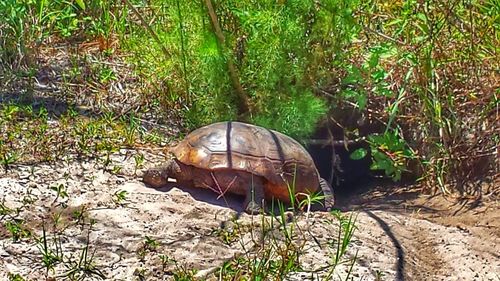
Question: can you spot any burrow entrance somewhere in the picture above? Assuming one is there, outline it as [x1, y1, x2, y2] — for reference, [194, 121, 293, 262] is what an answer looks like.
[306, 110, 383, 199]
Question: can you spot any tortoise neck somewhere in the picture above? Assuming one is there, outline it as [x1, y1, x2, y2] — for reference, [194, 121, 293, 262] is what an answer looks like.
[169, 159, 191, 183]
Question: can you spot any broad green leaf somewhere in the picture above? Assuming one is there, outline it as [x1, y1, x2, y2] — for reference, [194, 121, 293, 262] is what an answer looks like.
[350, 148, 368, 160]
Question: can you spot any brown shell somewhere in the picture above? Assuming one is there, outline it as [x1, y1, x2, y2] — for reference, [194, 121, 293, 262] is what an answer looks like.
[171, 121, 320, 198]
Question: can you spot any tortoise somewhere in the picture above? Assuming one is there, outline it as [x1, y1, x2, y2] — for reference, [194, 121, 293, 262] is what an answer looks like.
[143, 121, 334, 213]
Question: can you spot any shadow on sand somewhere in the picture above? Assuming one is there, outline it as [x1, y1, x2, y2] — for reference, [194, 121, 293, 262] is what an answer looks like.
[144, 181, 331, 216]
[364, 210, 405, 281]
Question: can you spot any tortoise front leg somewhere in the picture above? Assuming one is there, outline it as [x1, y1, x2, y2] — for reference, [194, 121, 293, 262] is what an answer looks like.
[243, 178, 265, 214]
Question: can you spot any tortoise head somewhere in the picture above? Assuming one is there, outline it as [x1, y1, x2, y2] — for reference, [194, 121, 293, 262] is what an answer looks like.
[142, 159, 181, 188]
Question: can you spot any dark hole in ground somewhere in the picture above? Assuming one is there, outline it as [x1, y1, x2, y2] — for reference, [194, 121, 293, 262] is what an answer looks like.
[307, 114, 380, 202]
[307, 113, 422, 210]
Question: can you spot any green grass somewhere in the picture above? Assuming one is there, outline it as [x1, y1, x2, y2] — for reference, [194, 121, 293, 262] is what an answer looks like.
[0, 101, 165, 170]
[0, 189, 107, 280]
[4, 219, 32, 242]
[36, 212, 106, 280]
[210, 206, 358, 280]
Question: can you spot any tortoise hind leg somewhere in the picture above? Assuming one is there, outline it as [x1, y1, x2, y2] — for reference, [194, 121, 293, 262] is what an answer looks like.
[319, 178, 335, 211]
[243, 177, 265, 214]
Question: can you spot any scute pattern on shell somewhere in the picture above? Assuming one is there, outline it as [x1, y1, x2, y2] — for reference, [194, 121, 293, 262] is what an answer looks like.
[171, 121, 320, 195]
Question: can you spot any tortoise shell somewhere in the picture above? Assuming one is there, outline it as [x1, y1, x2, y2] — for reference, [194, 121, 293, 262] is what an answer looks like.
[171, 121, 320, 201]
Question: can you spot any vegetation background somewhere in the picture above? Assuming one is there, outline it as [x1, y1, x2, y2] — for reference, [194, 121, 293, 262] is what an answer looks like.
[1, 0, 498, 194]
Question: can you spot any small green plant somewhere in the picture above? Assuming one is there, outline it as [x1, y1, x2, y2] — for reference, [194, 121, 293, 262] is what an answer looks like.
[137, 235, 160, 262]
[124, 114, 140, 145]
[133, 267, 147, 280]
[111, 165, 123, 174]
[50, 183, 69, 203]
[4, 219, 31, 242]
[144, 130, 163, 145]
[1, 151, 19, 170]
[98, 140, 118, 167]
[375, 269, 385, 281]
[158, 254, 171, 271]
[36, 219, 105, 280]
[61, 233, 106, 280]
[112, 190, 128, 205]
[368, 130, 415, 181]
[324, 211, 358, 280]
[143, 236, 159, 251]
[170, 260, 198, 281]
[51, 211, 64, 230]
[7, 273, 26, 281]
[22, 186, 39, 205]
[97, 65, 116, 84]
[37, 224, 64, 274]
[212, 218, 243, 245]
[71, 206, 89, 225]
[296, 190, 327, 214]
[331, 211, 357, 262]
[283, 167, 327, 213]
[0, 104, 20, 121]
[154, 254, 198, 280]
[134, 153, 145, 174]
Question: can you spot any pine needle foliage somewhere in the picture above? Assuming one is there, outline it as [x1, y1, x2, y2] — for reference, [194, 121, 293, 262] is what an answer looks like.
[122, 0, 363, 140]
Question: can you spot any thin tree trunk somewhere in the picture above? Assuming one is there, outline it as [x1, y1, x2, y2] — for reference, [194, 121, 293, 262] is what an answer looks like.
[204, 0, 250, 116]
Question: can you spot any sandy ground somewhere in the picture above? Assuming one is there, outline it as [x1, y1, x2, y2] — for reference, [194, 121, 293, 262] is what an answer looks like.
[0, 149, 498, 280]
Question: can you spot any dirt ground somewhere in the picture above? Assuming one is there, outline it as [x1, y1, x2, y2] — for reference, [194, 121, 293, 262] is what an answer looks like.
[337, 179, 499, 281]
[0, 149, 498, 280]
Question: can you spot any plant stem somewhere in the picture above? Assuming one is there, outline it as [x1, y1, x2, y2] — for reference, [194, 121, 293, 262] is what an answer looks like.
[203, 0, 250, 116]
